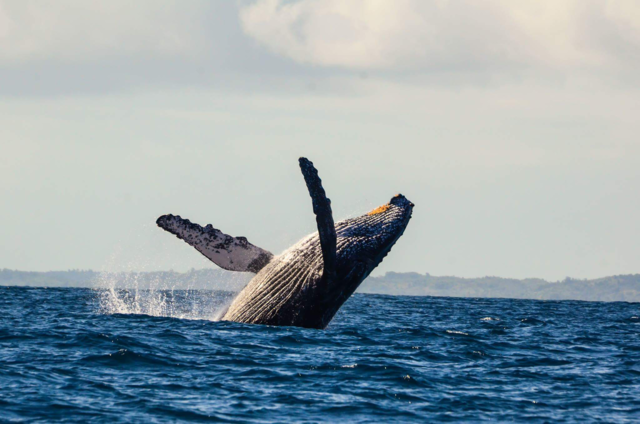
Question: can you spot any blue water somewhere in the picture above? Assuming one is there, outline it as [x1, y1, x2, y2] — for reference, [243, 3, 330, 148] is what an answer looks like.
[1, 287, 639, 422]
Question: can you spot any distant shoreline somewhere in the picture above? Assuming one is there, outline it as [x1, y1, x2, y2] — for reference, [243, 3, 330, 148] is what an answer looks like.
[1, 268, 639, 303]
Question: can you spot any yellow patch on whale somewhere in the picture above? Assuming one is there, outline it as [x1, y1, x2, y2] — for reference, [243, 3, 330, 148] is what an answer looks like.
[367, 204, 391, 216]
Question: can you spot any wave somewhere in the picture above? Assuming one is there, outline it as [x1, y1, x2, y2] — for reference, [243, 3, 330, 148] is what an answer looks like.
[2, 286, 640, 422]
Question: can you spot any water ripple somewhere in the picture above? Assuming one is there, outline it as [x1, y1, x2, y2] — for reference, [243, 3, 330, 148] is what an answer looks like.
[1, 287, 639, 422]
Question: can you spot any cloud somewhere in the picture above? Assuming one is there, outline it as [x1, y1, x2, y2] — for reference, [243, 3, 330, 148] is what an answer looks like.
[0, 0, 207, 64]
[239, 0, 640, 73]
[1, 1, 639, 97]
[0, 1, 323, 97]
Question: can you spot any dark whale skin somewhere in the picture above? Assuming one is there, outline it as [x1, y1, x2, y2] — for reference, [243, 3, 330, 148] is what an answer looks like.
[223, 195, 413, 329]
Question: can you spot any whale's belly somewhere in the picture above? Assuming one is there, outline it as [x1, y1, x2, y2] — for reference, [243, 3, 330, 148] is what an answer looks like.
[222, 235, 326, 327]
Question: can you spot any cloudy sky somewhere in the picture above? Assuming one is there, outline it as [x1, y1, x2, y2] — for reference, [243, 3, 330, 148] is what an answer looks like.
[1, 0, 639, 280]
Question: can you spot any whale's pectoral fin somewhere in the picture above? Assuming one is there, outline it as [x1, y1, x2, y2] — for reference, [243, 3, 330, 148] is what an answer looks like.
[156, 214, 273, 273]
[299, 157, 337, 282]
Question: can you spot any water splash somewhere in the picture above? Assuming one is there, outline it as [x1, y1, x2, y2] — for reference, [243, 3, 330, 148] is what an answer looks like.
[94, 223, 249, 320]
[95, 271, 238, 321]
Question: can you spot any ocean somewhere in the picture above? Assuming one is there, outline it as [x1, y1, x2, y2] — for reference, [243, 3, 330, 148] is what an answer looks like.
[1, 286, 639, 422]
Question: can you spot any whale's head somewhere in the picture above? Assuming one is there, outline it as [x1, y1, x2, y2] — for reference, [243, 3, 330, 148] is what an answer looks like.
[334, 193, 414, 282]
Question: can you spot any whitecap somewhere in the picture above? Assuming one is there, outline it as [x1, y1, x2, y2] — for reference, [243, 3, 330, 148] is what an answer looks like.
[446, 330, 469, 336]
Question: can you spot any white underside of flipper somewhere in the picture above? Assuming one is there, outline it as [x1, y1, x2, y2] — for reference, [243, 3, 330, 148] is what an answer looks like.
[156, 214, 273, 273]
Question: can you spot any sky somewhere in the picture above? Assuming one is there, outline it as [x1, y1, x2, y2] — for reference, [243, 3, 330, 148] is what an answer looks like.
[1, 0, 639, 281]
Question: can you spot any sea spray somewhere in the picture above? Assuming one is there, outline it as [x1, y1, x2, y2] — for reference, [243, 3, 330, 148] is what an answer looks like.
[95, 224, 251, 320]
[95, 270, 246, 320]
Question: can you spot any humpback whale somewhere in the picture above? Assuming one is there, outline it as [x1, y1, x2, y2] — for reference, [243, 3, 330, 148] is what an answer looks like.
[156, 158, 413, 329]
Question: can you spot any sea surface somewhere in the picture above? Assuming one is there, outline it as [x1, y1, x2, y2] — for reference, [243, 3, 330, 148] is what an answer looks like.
[1, 286, 639, 423]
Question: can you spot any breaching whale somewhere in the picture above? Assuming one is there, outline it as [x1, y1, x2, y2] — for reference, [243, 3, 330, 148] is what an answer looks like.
[156, 157, 413, 329]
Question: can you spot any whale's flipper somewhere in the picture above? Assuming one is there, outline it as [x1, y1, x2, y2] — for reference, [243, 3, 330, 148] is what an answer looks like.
[156, 214, 273, 273]
[299, 157, 337, 282]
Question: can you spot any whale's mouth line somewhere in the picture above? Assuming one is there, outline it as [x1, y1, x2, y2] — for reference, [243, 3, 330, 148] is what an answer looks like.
[361, 203, 413, 267]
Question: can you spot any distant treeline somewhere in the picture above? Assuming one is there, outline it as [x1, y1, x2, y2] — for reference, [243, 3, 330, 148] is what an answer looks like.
[361, 272, 640, 302]
[1, 268, 639, 302]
